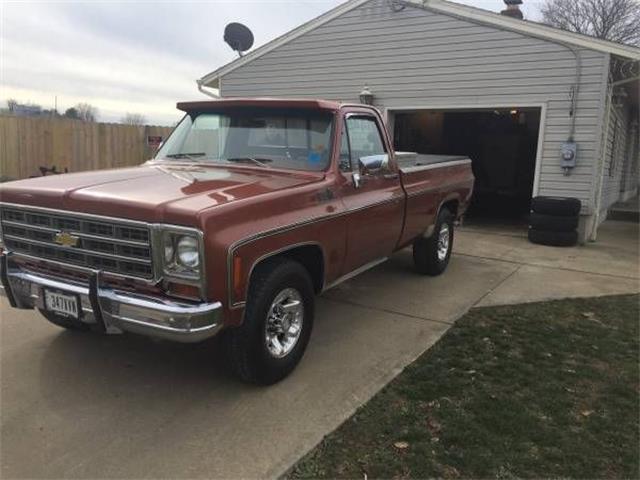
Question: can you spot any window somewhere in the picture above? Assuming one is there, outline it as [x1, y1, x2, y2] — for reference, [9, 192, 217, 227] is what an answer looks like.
[339, 128, 351, 171]
[180, 114, 225, 158]
[345, 116, 386, 167]
[248, 117, 287, 147]
[156, 109, 334, 172]
[287, 118, 308, 148]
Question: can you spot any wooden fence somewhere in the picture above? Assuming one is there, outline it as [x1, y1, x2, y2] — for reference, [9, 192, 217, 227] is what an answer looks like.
[0, 115, 173, 181]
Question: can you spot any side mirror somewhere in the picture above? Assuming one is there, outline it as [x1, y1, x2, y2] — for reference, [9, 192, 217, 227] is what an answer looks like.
[358, 154, 388, 176]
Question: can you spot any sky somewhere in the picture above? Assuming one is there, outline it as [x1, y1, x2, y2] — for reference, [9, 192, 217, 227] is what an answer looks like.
[1, 0, 541, 126]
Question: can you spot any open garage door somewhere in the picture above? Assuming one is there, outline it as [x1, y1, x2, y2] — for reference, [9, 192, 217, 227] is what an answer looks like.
[392, 107, 542, 222]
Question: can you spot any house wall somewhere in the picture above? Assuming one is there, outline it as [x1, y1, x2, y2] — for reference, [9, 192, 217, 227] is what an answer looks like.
[220, 0, 609, 216]
[597, 77, 639, 221]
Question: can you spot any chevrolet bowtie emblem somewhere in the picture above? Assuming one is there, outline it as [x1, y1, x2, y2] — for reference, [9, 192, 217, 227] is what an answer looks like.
[54, 231, 80, 247]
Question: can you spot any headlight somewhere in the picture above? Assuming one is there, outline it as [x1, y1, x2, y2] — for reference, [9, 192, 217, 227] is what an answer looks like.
[177, 236, 199, 268]
[161, 230, 201, 279]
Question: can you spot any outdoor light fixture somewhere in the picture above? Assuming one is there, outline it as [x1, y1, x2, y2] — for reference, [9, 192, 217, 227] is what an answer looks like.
[359, 85, 374, 105]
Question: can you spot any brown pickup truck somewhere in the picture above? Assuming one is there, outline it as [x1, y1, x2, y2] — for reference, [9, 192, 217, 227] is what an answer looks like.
[0, 99, 473, 384]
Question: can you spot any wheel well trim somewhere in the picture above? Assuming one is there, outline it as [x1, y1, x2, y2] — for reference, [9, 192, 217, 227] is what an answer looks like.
[228, 241, 326, 310]
[422, 195, 462, 239]
[437, 195, 461, 218]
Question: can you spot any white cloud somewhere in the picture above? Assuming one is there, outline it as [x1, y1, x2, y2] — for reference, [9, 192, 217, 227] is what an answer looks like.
[2, 0, 541, 125]
[2, 0, 345, 124]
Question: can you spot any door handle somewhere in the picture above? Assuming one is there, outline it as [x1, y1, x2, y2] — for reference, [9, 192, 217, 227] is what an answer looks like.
[383, 173, 399, 180]
[353, 173, 364, 189]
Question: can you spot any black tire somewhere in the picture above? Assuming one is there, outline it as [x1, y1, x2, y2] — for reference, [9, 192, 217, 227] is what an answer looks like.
[38, 309, 90, 331]
[413, 208, 454, 276]
[223, 258, 315, 385]
[531, 196, 581, 217]
[529, 212, 579, 232]
[528, 228, 578, 247]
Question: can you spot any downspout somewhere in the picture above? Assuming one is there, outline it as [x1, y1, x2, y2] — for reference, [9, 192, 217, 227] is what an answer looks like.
[197, 78, 220, 99]
[590, 73, 640, 240]
[567, 47, 581, 143]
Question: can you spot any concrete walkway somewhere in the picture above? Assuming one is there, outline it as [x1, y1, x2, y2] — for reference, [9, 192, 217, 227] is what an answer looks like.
[1, 221, 637, 479]
[456, 220, 639, 306]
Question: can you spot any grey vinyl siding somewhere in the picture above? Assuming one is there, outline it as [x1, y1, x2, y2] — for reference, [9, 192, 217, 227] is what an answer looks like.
[220, 0, 609, 212]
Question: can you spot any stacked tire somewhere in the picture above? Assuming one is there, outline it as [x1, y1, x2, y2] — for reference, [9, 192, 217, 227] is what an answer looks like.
[528, 196, 581, 247]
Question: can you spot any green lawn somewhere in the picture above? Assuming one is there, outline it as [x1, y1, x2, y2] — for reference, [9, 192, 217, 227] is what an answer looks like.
[289, 295, 639, 479]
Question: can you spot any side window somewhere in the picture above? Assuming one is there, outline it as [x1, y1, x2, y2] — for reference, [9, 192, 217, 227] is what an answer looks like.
[339, 127, 351, 171]
[345, 116, 386, 165]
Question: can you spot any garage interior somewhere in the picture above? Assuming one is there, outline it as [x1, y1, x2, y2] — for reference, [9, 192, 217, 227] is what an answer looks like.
[393, 108, 542, 222]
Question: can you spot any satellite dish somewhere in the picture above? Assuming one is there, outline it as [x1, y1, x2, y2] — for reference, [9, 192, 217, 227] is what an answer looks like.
[224, 23, 254, 57]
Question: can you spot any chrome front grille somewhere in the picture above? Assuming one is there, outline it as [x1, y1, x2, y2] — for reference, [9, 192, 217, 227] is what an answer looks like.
[0, 205, 154, 280]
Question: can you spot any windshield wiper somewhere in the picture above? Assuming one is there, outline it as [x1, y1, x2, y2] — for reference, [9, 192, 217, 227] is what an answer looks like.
[165, 153, 207, 161]
[226, 157, 272, 168]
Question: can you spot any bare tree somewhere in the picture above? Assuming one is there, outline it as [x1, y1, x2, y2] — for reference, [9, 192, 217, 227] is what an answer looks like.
[7, 98, 18, 112]
[75, 102, 98, 122]
[541, 0, 640, 46]
[121, 113, 147, 126]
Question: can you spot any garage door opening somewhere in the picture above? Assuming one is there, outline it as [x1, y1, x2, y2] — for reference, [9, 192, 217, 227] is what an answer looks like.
[393, 108, 542, 222]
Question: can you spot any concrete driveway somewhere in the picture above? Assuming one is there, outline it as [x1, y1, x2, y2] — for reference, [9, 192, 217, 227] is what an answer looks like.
[1, 220, 637, 479]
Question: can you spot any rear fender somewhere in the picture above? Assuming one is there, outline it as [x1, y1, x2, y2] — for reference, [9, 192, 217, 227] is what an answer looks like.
[423, 194, 461, 238]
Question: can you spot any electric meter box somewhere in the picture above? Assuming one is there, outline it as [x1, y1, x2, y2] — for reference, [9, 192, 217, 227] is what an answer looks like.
[561, 141, 577, 169]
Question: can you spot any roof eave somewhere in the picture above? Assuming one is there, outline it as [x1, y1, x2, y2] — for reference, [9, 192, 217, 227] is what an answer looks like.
[420, 0, 640, 60]
[198, 0, 640, 89]
[199, 75, 220, 90]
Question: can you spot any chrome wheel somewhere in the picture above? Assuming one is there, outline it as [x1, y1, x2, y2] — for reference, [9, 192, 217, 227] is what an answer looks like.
[265, 288, 304, 358]
[437, 223, 450, 262]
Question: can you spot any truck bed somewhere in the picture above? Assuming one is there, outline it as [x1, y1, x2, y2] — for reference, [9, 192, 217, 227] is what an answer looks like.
[395, 152, 470, 170]
[395, 152, 474, 248]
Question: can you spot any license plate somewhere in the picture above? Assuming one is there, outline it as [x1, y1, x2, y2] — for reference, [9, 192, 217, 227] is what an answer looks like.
[44, 290, 79, 319]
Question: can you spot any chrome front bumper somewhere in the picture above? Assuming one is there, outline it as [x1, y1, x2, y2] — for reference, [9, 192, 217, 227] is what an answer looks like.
[0, 253, 223, 343]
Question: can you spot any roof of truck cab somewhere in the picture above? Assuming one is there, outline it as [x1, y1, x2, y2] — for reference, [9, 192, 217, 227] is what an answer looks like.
[177, 98, 344, 112]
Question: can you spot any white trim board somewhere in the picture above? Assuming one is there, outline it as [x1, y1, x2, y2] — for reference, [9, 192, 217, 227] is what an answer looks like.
[198, 0, 640, 90]
[386, 103, 548, 200]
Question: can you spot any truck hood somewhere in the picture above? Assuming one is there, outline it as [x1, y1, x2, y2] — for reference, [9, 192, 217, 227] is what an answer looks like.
[0, 163, 323, 226]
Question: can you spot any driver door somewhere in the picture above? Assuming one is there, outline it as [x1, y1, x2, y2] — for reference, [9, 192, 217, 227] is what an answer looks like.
[338, 112, 404, 274]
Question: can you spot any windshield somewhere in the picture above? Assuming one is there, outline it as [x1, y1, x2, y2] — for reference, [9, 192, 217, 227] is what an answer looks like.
[155, 108, 334, 171]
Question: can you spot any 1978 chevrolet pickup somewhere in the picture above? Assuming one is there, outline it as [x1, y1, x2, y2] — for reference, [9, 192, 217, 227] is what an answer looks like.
[0, 99, 473, 384]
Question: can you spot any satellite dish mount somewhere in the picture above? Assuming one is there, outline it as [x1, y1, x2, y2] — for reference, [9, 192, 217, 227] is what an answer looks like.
[224, 23, 254, 57]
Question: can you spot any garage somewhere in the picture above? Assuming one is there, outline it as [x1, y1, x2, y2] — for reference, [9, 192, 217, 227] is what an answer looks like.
[391, 107, 543, 221]
[199, 0, 640, 242]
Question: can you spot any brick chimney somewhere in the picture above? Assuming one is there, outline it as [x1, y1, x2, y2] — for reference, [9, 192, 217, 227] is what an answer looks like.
[501, 0, 524, 19]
